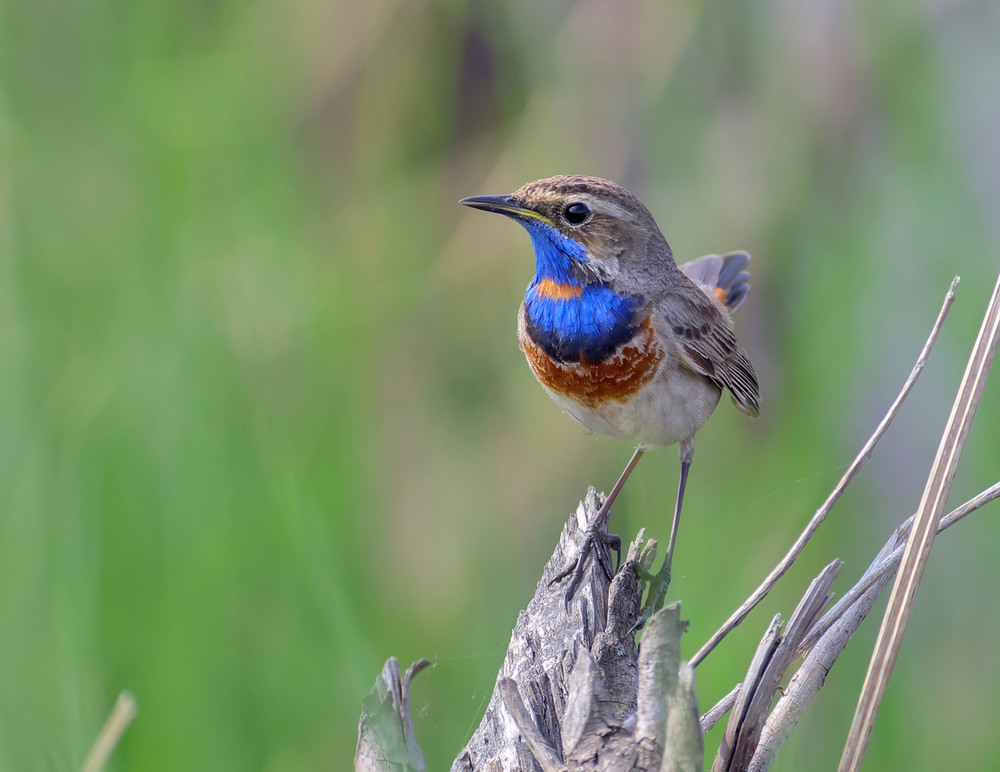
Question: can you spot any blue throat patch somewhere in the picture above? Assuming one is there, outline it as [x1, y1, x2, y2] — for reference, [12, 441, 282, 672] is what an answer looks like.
[520, 220, 642, 363]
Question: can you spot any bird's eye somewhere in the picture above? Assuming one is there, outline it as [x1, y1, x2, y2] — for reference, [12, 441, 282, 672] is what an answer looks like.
[563, 202, 590, 225]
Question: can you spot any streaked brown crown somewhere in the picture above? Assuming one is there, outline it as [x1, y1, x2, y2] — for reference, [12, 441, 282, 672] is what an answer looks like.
[509, 175, 667, 264]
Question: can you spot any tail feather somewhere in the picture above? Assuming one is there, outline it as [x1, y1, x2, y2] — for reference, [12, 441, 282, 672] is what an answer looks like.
[717, 250, 749, 288]
[678, 251, 752, 313]
[679, 253, 724, 286]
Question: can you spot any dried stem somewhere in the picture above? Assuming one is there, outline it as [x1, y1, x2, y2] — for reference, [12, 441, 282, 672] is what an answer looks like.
[81, 691, 138, 772]
[713, 561, 840, 772]
[745, 481, 1000, 770]
[701, 683, 740, 734]
[840, 271, 1000, 772]
[800, 480, 1000, 654]
[690, 277, 960, 669]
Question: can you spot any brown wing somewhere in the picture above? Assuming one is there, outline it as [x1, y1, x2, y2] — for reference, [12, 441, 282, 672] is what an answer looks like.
[657, 286, 760, 418]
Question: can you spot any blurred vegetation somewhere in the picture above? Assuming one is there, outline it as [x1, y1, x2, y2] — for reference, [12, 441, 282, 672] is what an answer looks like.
[1, 0, 998, 769]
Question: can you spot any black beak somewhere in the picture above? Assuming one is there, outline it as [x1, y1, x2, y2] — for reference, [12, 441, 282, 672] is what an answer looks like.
[459, 194, 521, 215]
[459, 194, 553, 225]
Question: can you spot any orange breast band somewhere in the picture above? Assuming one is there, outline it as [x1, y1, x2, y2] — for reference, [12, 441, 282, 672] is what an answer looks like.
[533, 278, 584, 300]
[522, 317, 663, 408]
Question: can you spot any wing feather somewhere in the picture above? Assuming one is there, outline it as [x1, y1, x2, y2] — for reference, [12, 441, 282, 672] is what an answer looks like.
[660, 284, 760, 418]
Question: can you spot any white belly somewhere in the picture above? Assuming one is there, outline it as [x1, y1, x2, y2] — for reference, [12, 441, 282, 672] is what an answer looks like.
[542, 363, 722, 450]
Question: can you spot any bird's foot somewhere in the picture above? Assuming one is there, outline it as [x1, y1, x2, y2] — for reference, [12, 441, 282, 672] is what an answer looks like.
[646, 553, 672, 611]
[632, 554, 673, 633]
[550, 523, 622, 610]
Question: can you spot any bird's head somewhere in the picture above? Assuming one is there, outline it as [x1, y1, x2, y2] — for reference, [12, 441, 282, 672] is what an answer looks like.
[460, 175, 674, 292]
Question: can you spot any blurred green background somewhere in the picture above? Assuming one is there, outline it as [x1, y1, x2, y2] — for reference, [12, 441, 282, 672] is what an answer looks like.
[2, 0, 998, 769]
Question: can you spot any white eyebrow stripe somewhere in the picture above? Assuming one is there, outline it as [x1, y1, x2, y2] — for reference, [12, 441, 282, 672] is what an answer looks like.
[576, 194, 635, 221]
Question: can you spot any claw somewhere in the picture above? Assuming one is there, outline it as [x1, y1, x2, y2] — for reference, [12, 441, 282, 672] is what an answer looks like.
[550, 526, 622, 608]
[549, 447, 645, 610]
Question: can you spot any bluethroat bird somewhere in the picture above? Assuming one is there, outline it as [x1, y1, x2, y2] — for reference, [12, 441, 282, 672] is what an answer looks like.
[460, 175, 760, 606]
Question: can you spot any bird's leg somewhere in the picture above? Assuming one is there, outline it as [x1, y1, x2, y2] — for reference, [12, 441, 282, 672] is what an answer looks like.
[551, 447, 645, 607]
[645, 437, 695, 614]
